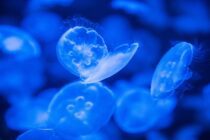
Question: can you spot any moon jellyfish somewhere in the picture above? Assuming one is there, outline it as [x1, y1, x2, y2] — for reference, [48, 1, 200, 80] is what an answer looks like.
[0, 25, 40, 61]
[17, 129, 62, 140]
[151, 42, 194, 99]
[57, 26, 139, 83]
[114, 88, 158, 133]
[48, 81, 115, 137]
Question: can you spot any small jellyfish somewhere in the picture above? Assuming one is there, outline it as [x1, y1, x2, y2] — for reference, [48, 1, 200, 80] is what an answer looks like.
[151, 42, 194, 99]
[48, 81, 115, 137]
[17, 129, 62, 140]
[0, 25, 40, 61]
[114, 88, 158, 133]
[57, 26, 139, 83]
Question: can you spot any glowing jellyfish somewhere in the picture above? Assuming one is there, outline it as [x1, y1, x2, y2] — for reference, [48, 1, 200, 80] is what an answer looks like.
[17, 129, 62, 140]
[151, 42, 194, 99]
[114, 88, 158, 133]
[48, 81, 115, 137]
[57, 26, 139, 83]
[0, 25, 40, 61]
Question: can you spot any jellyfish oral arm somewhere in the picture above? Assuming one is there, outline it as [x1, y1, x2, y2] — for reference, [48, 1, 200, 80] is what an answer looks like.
[82, 43, 139, 83]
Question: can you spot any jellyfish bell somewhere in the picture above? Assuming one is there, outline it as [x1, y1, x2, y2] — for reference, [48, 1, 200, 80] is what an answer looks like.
[48, 81, 115, 137]
[57, 26, 139, 83]
[114, 88, 158, 133]
[151, 42, 194, 99]
[57, 26, 108, 77]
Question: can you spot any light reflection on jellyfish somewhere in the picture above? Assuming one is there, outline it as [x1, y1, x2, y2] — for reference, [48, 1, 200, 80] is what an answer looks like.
[151, 42, 194, 99]
[57, 26, 139, 83]
[48, 81, 115, 137]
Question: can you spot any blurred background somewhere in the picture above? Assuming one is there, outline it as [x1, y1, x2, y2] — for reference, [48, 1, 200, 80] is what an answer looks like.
[0, 0, 210, 139]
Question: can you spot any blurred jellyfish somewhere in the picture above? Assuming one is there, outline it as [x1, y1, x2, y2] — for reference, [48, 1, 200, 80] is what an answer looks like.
[112, 80, 136, 99]
[146, 131, 168, 140]
[48, 81, 115, 137]
[57, 26, 139, 83]
[171, 0, 210, 34]
[131, 70, 154, 88]
[0, 25, 40, 61]
[112, 0, 168, 28]
[193, 84, 210, 124]
[151, 42, 194, 99]
[173, 125, 202, 140]
[27, 0, 74, 12]
[202, 84, 210, 102]
[0, 25, 44, 103]
[101, 15, 132, 46]
[114, 88, 158, 133]
[4, 88, 57, 130]
[22, 12, 62, 43]
[17, 129, 62, 140]
[153, 97, 176, 129]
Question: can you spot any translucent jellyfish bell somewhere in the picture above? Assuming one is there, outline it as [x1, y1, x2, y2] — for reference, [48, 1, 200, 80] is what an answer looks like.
[151, 42, 194, 99]
[57, 26, 139, 83]
[114, 88, 158, 133]
[0, 25, 40, 61]
[48, 81, 115, 137]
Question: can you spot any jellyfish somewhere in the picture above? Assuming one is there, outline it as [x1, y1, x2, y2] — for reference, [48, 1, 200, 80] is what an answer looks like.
[0, 25, 43, 103]
[151, 42, 194, 99]
[173, 125, 202, 140]
[57, 26, 139, 83]
[27, 0, 74, 12]
[21, 12, 62, 43]
[0, 25, 40, 61]
[17, 129, 62, 140]
[114, 88, 158, 133]
[4, 88, 57, 130]
[48, 81, 115, 137]
[112, 0, 167, 28]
